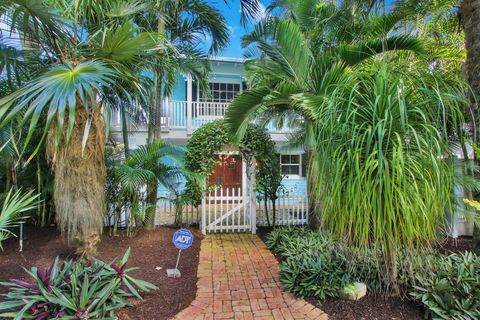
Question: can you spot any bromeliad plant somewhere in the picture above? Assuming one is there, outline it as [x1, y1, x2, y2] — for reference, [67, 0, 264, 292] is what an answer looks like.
[0, 248, 157, 319]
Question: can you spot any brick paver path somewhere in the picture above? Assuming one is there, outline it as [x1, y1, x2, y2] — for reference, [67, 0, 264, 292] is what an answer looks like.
[173, 234, 328, 320]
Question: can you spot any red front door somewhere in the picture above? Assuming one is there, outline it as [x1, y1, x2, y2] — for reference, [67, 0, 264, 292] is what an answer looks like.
[209, 155, 242, 195]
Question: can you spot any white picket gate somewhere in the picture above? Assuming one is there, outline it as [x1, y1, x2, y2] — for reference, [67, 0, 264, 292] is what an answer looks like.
[153, 188, 308, 232]
[201, 187, 253, 233]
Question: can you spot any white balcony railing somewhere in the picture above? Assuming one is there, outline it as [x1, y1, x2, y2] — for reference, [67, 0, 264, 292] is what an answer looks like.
[161, 100, 229, 133]
[110, 100, 292, 134]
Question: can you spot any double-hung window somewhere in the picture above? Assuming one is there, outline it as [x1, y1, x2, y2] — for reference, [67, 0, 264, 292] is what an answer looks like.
[280, 154, 305, 179]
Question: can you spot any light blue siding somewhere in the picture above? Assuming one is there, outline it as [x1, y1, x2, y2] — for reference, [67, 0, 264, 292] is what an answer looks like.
[281, 179, 307, 193]
[172, 74, 186, 100]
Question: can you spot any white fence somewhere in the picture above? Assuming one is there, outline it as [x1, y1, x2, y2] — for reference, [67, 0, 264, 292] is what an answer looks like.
[153, 188, 308, 231]
[256, 190, 309, 227]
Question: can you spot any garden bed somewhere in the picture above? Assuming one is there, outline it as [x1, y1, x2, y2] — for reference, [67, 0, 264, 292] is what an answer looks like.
[0, 225, 202, 320]
[257, 227, 474, 320]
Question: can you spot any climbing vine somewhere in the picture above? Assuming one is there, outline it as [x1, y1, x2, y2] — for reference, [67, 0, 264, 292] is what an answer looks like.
[184, 119, 282, 221]
[184, 120, 230, 175]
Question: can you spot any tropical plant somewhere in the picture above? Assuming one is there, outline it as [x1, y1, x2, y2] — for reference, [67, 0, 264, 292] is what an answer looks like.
[410, 252, 480, 319]
[112, 140, 193, 233]
[0, 248, 157, 319]
[280, 251, 350, 299]
[0, 94, 55, 227]
[129, 0, 230, 230]
[267, 227, 440, 298]
[0, 188, 40, 248]
[224, 0, 467, 289]
[0, 0, 158, 257]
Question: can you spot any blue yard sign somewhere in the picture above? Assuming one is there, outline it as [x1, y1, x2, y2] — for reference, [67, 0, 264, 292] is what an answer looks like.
[172, 228, 194, 250]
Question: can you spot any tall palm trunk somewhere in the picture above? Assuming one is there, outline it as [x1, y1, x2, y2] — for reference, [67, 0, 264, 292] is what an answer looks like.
[144, 65, 163, 230]
[460, 0, 480, 253]
[120, 106, 130, 158]
[145, 14, 166, 230]
[48, 103, 106, 258]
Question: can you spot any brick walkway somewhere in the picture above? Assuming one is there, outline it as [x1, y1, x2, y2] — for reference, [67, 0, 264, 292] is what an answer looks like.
[173, 234, 328, 320]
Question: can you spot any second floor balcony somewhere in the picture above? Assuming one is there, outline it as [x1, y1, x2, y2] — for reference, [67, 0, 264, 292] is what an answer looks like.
[110, 99, 293, 142]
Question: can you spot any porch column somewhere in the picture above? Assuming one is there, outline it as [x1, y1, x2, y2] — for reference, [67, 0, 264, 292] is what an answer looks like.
[186, 75, 193, 134]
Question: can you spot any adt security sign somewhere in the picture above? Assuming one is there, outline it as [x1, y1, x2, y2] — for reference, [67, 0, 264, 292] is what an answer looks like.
[167, 228, 194, 278]
[172, 228, 194, 250]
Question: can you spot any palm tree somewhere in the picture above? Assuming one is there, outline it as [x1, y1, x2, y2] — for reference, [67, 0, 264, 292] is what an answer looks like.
[112, 140, 192, 234]
[224, 0, 466, 288]
[131, 0, 230, 229]
[0, 0, 157, 257]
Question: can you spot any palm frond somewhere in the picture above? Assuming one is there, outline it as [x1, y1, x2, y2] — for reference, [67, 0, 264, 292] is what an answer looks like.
[0, 188, 40, 248]
[337, 35, 425, 65]
[0, 61, 116, 158]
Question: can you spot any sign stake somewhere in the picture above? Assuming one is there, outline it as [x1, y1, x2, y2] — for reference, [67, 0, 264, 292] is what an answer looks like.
[167, 228, 194, 278]
[175, 249, 182, 270]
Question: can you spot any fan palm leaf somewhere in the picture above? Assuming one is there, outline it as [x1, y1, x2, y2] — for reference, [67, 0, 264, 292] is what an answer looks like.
[0, 61, 115, 159]
[0, 188, 40, 248]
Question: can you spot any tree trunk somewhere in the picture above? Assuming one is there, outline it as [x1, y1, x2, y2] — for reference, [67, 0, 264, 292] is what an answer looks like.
[264, 197, 270, 227]
[460, 0, 480, 252]
[48, 104, 105, 259]
[120, 106, 130, 158]
[144, 65, 163, 230]
[272, 198, 276, 228]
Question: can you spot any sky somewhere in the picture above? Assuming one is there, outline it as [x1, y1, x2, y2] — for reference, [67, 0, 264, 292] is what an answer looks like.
[205, 0, 269, 58]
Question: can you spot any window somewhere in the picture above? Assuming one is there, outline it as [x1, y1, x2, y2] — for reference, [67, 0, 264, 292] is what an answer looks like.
[200, 82, 241, 103]
[280, 154, 302, 178]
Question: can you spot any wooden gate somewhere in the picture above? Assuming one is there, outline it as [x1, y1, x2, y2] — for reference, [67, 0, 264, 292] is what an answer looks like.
[201, 156, 256, 234]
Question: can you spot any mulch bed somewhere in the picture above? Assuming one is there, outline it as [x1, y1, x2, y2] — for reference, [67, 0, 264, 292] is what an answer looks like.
[311, 295, 424, 320]
[437, 236, 474, 254]
[0, 225, 202, 320]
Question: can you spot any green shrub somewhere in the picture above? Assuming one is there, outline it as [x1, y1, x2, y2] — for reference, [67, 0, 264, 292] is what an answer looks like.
[264, 226, 311, 251]
[0, 248, 157, 319]
[266, 227, 439, 298]
[269, 228, 349, 298]
[409, 252, 480, 319]
[280, 251, 350, 299]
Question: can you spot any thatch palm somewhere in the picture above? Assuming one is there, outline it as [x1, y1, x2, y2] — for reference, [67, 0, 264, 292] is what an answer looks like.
[0, 1, 156, 257]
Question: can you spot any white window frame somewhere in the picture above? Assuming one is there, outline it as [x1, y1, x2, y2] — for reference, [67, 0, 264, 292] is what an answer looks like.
[197, 80, 243, 103]
[280, 154, 303, 179]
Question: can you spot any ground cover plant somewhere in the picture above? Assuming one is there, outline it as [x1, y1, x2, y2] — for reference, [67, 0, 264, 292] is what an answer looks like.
[267, 227, 480, 319]
[0, 248, 157, 319]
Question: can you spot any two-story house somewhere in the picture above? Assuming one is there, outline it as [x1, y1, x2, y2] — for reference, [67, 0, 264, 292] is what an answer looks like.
[110, 56, 308, 196]
[110, 56, 474, 237]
